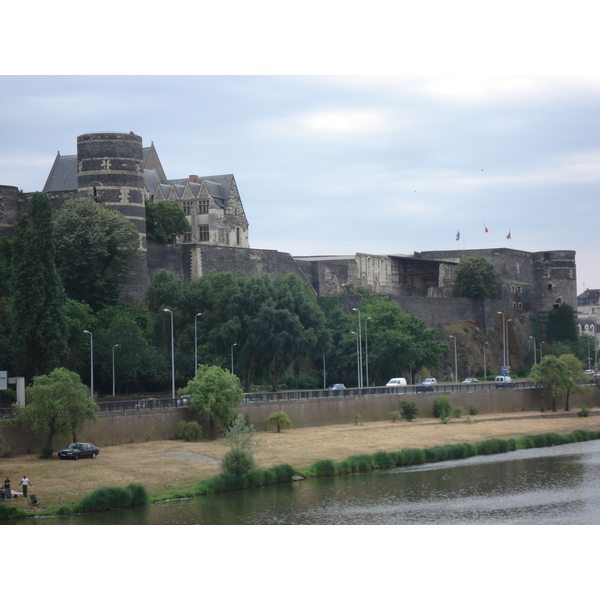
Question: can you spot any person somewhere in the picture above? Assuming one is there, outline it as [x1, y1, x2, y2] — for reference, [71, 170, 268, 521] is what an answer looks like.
[3, 475, 10, 500]
[21, 475, 30, 498]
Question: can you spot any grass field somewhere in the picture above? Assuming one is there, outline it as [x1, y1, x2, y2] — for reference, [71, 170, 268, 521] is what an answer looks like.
[3, 409, 600, 512]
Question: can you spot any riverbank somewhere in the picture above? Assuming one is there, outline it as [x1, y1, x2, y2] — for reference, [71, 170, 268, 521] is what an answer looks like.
[3, 409, 600, 513]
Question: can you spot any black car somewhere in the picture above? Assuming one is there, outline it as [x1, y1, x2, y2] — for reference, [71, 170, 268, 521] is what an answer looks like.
[58, 442, 100, 460]
[416, 383, 434, 393]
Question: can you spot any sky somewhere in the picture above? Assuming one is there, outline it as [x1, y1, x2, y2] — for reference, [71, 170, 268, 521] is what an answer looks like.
[1, 2, 599, 297]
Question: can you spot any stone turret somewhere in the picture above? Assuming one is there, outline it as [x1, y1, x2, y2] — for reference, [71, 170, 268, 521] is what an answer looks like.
[77, 132, 148, 250]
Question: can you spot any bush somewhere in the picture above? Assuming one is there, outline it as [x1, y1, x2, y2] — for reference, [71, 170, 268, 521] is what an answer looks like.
[474, 438, 510, 455]
[0, 503, 27, 521]
[399, 400, 419, 422]
[578, 406, 590, 417]
[175, 420, 203, 442]
[313, 459, 335, 476]
[75, 484, 149, 513]
[267, 464, 295, 484]
[220, 447, 256, 476]
[265, 411, 292, 433]
[373, 451, 395, 469]
[433, 396, 454, 424]
[389, 410, 402, 423]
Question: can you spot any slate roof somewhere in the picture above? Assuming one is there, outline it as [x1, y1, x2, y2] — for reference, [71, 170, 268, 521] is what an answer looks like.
[43, 153, 78, 191]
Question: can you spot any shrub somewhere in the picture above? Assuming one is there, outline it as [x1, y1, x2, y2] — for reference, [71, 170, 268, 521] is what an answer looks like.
[265, 411, 292, 433]
[75, 484, 149, 513]
[433, 396, 454, 424]
[243, 469, 268, 487]
[452, 407, 465, 419]
[0, 503, 27, 521]
[175, 420, 203, 442]
[397, 448, 426, 466]
[313, 459, 335, 476]
[578, 406, 590, 417]
[469, 406, 479, 416]
[389, 410, 402, 423]
[399, 400, 419, 422]
[373, 451, 395, 468]
[220, 447, 256, 476]
[474, 438, 510, 455]
[267, 464, 295, 484]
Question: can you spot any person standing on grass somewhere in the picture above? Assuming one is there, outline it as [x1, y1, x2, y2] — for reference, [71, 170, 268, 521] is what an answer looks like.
[3, 475, 10, 500]
[21, 475, 30, 498]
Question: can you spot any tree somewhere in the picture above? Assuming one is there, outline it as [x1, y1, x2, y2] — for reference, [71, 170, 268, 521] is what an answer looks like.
[178, 365, 243, 438]
[14, 367, 98, 457]
[220, 413, 257, 475]
[547, 304, 579, 347]
[453, 257, 498, 300]
[145, 201, 190, 244]
[53, 198, 143, 310]
[265, 411, 292, 433]
[10, 192, 69, 379]
[558, 353, 589, 411]
[529, 355, 576, 412]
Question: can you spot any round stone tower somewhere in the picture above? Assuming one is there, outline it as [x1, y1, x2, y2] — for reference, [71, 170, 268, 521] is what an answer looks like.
[77, 132, 148, 250]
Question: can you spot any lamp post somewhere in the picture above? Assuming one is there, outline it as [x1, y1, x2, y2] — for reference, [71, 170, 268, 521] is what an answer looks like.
[587, 335, 592, 369]
[449, 335, 458, 383]
[483, 341, 488, 382]
[506, 319, 512, 371]
[352, 308, 363, 388]
[194, 312, 202, 375]
[365, 317, 371, 387]
[230, 343, 237, 375]
[112, 344, 119, 397]
[529, 335, 537, 364]
[83, 330, 94, 398]
[351, 331, 360, 388]
[163, 309, 175, 399]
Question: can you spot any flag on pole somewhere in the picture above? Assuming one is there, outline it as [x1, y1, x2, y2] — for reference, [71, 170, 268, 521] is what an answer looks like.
[506, 230, 511, 239]
[484, 224, 489, 233]
[456, 231, 460, 241]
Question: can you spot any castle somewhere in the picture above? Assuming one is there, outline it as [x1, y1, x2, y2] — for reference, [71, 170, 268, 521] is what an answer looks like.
[0, 131, 578, 342]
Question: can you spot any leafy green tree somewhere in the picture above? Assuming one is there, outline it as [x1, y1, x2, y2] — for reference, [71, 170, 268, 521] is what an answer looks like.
[547, 304, 579, 346]
[220, 414, 257, 476]
[399, 400, 419, 422]
[558, 353, 589, 411]
[452, 256, 498, 300]
[179, 364, 243, 438]
[14, 367, 98, 456]
[53, 198, 143, 310]
[145, 201, 190, 244]
[266, 411, 292, 432]
[529, 355, 576, 412]
[10, 192, 69, 379]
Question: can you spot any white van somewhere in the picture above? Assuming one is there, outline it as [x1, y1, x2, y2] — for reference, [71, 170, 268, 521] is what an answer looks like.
[386, 378, 407, 386]
[495, 376, 516, 388]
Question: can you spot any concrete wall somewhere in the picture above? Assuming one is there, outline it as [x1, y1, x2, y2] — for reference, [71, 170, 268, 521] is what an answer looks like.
[3, 387, 599, 455]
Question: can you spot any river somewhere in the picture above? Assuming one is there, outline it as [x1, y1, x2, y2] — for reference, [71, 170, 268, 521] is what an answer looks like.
[16, 438, 600, 525]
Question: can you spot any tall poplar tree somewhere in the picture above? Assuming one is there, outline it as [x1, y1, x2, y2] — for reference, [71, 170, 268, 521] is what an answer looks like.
[10, 192, 69, 379]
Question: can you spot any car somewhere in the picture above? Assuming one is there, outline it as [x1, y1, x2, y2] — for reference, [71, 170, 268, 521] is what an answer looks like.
[583, 369, 595, 376]
[327, 383, 346, 390]
[422, 378, 437, 385]
[416, 383, 434, 393]
[58, 442, 100, 460]
[386, 378, 407, 386]
[495, 376, 516, 389]
[462, 378, 479, 384]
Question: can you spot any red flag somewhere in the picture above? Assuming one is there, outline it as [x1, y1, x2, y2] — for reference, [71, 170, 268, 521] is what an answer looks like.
[484, 224, 489, 233]
[506, 230, 511, 239]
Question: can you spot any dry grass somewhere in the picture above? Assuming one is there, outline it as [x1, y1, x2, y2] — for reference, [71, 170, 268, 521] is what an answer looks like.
[3, 410, 600, 511]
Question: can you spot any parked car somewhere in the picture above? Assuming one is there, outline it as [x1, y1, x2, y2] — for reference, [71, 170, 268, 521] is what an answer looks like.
[327, 383, 346, 390]
[583, 369, 595, 376]
[416, 383, 435, 393]
[58, 442, 100, 460]
[495, 376, 516, 389]
[422, 378, 437, 385]
[462, 378, 479, 383]
[386, 378, 407, 386]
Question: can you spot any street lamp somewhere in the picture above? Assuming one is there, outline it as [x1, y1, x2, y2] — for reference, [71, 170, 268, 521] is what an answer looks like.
[194, 312, 202, 375]
[163, 309, 175, 398]
[351, 331, 360, 388]
[83, 330, 94, 398]
[352, 308, 363, 388]
[230, 343, 237, 375]
[497, 312, 506, 369]
[112, 344, 119, 397]
[506, 319, 512, 371]
[365, 317, 371, 388]
[449, 335, 458, 383]
[483, 342, 488, 382]
[529, 335, 537, 364]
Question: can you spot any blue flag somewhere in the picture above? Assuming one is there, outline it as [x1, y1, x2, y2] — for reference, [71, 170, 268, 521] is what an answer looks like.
[456, 231, 460, 241]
